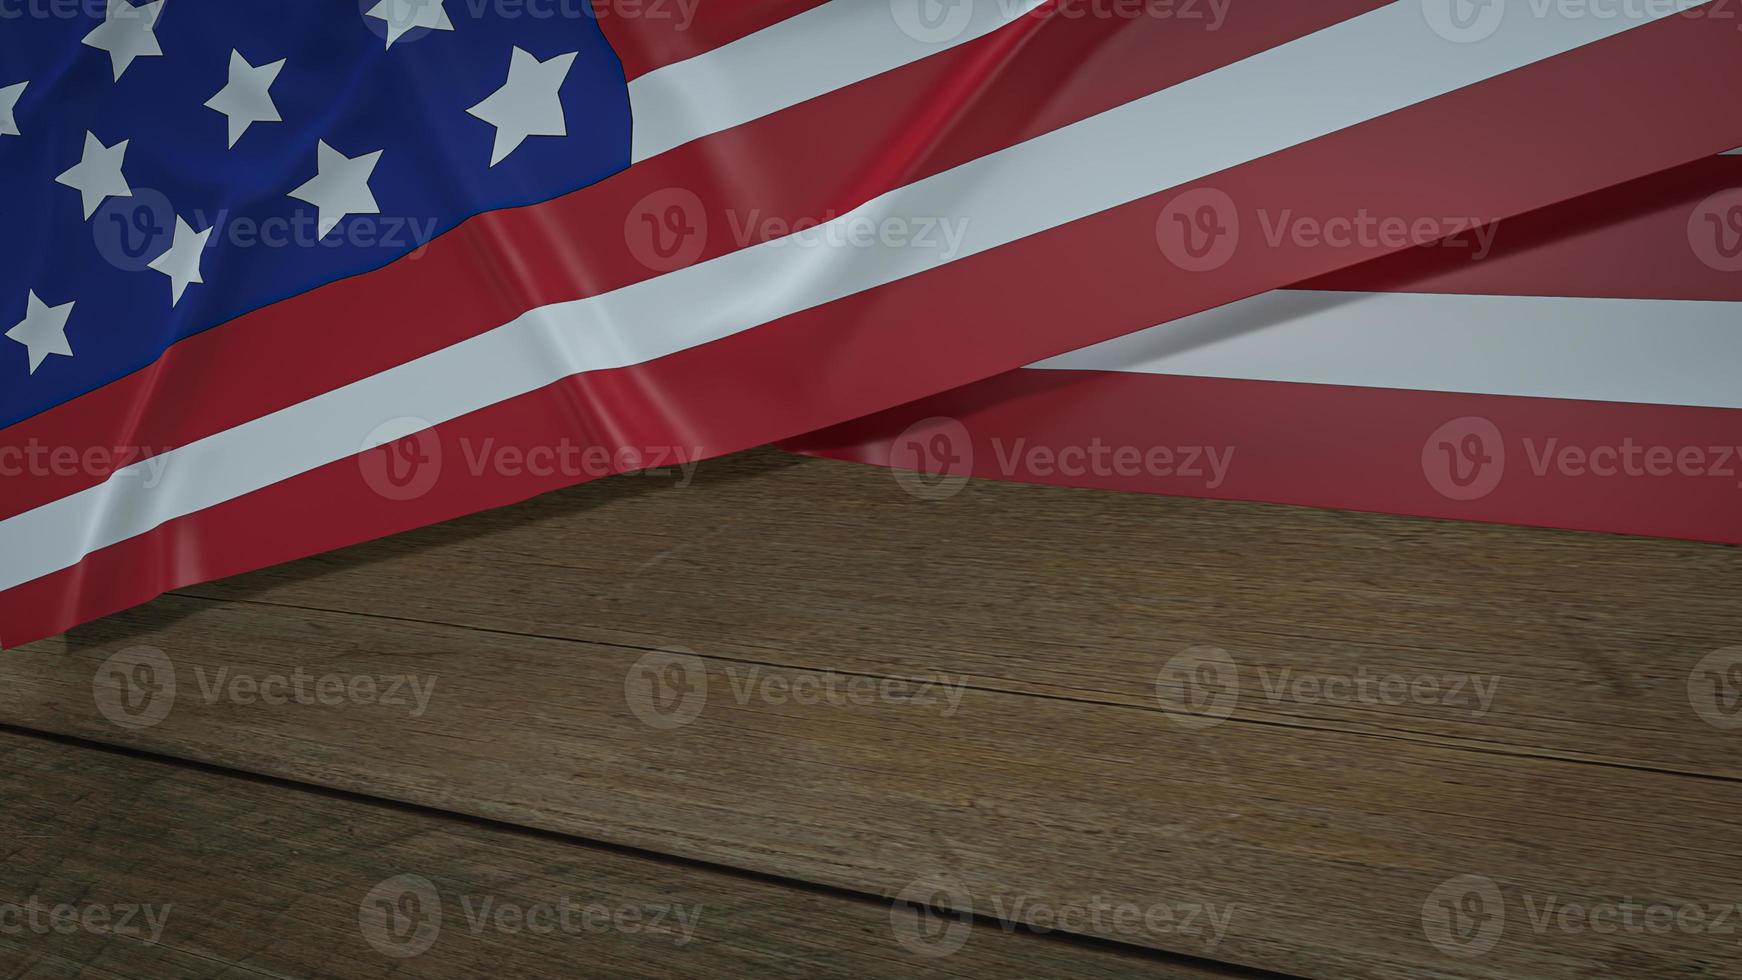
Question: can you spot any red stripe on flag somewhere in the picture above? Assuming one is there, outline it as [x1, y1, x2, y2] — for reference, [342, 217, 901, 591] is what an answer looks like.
[785, 368, 1742, 544]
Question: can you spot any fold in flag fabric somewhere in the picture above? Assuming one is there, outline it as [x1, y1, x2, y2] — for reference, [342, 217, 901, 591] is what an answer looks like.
[787, 152, 1742, 543]
[1, 0, 1739, 646]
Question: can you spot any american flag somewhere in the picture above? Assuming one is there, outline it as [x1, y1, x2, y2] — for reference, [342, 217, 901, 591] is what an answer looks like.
[0, 0, 1737, 645]
[788, 150, 1742, 541]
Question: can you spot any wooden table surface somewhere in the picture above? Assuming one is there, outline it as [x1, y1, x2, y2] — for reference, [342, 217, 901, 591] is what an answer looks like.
[3, 446, 1739, 978]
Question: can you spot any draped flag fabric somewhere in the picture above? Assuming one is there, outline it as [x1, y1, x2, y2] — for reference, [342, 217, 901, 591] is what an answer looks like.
[1, 0, 1739, 646]
[786, 151, 1742, 542]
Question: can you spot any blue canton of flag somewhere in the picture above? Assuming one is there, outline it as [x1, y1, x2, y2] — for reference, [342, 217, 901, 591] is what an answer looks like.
[0, 0, 631, 429]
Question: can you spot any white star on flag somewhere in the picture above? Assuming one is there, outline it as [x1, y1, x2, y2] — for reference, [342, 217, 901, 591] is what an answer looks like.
[55, 131, 132, 220]
[365, 0, 455, 49]
[148, 216, 214, 307]
[82, 0, 166, 81]
[288, 140, 383, 240]
[467, 47, 578, 167]
[0, 81, 26, 138]
[6, 291, 76, 374]
[205, 51, 287, 148]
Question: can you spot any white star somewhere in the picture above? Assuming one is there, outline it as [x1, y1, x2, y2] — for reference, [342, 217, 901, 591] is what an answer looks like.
[205, 51, 285, 148]
[365, 0, 454, 49]
[82, 0, 165, 82]
[6, 291, 75, 375]
[0, 81, 25, 138]
[288, 140, 383, 240]
[147, 216, 213, 307]
[467, 47, 578, 167]
[56, 131, 132, 220]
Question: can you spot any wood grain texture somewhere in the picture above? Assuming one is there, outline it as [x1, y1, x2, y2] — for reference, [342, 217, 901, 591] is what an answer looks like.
[178, 448, 1742, 777]
[10, 596, 1742, 979]
[0, 729, 1224, 979]
[4, 448, 1740, 979]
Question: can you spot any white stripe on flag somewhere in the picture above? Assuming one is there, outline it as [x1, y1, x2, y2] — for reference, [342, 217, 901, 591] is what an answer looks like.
[1029, 290, 1742, 409]
[0, 0, 1711, 593]
[627, 0, 1051, 161]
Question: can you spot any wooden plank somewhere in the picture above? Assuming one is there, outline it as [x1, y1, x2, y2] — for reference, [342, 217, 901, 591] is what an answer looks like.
[0, 729, 1224, 979]
[5, 597, 1741, 979]
[168, 447, 1742, 778]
